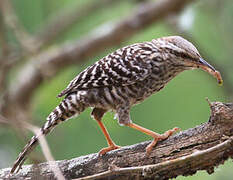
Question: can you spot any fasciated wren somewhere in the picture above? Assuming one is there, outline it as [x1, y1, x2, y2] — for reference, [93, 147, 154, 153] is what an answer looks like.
[11, 36, 223, 173]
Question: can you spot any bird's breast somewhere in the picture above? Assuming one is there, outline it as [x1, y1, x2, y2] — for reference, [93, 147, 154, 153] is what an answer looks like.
[128, 66, 182, 105]
[74, 66, 182, 110]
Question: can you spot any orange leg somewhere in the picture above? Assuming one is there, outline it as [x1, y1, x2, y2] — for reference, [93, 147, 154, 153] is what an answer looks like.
[127, 123, 180, 155]
[96, 120, 120, 155]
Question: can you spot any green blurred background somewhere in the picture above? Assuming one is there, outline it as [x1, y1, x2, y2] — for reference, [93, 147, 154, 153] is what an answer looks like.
[0, 0, 232, 179]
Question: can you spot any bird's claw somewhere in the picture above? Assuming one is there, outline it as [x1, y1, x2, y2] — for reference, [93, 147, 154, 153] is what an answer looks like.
[173, 127, 181, 132]
[146, 127, 181, 155]
[98, 144, 121, 156]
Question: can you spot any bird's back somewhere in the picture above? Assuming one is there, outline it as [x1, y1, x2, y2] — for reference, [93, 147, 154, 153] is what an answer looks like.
[58, 42, 157, 97]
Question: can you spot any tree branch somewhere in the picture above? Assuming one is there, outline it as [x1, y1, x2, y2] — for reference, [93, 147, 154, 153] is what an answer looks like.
[23, 122, 65, 180]
[1, 100, 232, 179]
[0, 0, 37, 53]
[35, 0, 123, 48]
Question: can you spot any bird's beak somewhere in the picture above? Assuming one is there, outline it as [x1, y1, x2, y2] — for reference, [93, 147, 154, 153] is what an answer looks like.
[197, 58, 223, 85]
[198, 58, 216, 72]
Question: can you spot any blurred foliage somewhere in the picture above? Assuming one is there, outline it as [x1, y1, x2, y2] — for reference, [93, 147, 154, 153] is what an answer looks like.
[0, 0, 232, 179]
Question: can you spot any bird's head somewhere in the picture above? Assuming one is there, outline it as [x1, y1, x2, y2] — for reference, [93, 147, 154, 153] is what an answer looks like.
[155, 36, 223, 85]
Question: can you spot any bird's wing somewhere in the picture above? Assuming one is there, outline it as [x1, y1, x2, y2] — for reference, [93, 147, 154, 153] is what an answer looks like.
[58, 43, 155, 97]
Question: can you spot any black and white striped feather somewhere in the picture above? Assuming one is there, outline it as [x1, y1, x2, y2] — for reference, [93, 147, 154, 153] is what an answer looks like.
[58, 42, 158, 97]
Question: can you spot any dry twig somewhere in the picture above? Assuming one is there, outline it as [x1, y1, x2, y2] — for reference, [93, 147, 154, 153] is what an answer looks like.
[35, 0, 122, 48]
[23, 122, 65, 180]
[0, 0, 37, 53]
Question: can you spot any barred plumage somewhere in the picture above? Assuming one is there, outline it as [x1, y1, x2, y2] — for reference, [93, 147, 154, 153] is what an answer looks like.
[11, 36, 222, 173]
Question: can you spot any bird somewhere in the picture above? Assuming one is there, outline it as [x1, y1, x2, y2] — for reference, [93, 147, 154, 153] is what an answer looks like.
[10, 36, 223, 174]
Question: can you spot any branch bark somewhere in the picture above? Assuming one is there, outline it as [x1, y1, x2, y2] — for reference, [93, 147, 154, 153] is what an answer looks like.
[1, 100, 232, 180]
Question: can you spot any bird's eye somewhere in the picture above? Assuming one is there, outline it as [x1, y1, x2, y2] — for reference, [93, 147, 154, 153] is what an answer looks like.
[180, 53, 190, 59]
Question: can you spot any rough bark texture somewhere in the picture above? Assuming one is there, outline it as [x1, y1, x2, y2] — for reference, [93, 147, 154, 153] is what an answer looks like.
[1, 100, 232, 180]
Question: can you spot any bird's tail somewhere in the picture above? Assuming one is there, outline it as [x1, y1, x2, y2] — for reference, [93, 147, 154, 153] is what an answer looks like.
[10, 93, 86, 174]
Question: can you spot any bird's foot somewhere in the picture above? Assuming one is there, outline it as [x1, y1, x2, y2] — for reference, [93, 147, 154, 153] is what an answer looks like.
[146, 127, 180, 155]
[98, 144, 121, 156]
